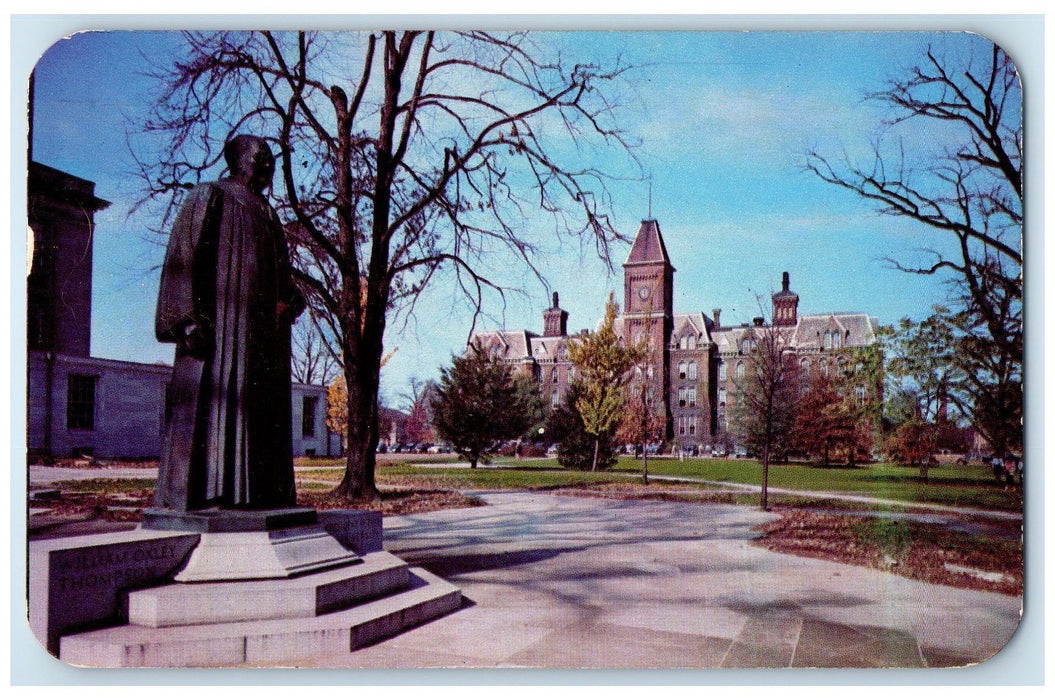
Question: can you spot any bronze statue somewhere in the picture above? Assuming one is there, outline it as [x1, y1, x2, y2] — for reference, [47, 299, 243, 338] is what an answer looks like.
[154, 135, 304, 511]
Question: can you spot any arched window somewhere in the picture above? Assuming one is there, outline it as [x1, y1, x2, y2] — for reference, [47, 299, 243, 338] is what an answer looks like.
[551, 367, 559, 381]
[679, 361, 687, 379]
[688, 388, 697, 408]
[736, 362, 745, 380]
[551, 390, 560, 408]
[719, 363, 726, 381]
[688, 362, 697, 380]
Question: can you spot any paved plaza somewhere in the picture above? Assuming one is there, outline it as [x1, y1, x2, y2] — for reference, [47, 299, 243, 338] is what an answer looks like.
[299, 491, 1022, 669]
[25, 465, 1023, 670]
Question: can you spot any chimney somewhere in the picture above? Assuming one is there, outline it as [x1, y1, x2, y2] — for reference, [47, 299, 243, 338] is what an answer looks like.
[543, 291, 569, 337]
[772, 271, 799, 327]
[712, 308, 721, 328]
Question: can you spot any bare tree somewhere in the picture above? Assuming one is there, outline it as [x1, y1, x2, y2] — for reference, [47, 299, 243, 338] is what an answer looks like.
[291, 312, 339, 387]
[806, 41, 1021, 457]
[733, 322, 801, 511]
[135, 31, 637, 500]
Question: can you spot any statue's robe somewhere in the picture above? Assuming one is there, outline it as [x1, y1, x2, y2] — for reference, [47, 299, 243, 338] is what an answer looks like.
[155, 179, 299, 511]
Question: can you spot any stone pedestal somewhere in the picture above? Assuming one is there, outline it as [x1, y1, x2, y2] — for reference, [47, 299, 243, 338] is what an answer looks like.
[139, 507, 380, 582]
[29, 507, 461, 666]
[29, 529, 200, 655]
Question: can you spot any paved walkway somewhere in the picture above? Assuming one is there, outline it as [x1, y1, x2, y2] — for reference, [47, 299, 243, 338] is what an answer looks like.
[299, 491, 1021, 669]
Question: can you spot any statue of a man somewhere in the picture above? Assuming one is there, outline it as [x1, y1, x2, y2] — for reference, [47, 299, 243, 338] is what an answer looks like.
[154, 135, 304, 511]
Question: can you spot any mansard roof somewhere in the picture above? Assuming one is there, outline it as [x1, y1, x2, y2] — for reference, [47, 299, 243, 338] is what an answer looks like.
[710, 312, 878, 355]
[792, 313, 879, 350]
[624, 219, 672, 266]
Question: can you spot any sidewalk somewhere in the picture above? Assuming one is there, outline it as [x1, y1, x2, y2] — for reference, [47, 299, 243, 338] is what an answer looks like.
[295, 491, 1022, 669]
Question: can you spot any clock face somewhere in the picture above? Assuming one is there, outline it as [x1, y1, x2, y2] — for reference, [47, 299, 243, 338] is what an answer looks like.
[638, 285, 651, 300]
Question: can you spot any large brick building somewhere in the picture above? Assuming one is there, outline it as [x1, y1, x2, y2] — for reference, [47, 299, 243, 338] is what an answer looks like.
[473, 219, 880, 453]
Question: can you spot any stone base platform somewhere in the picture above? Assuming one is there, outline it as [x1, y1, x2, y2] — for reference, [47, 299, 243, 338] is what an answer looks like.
[31, 509, 463, 667]
[60, 562, 461, 668]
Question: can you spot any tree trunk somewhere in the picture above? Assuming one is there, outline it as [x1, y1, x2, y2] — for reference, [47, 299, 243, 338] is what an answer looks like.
[761, 442, 770, 512]
[591, 437, 600, 472]
[331, 362, 381, 502]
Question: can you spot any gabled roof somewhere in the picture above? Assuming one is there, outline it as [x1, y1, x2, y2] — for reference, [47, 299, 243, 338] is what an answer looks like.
[624, 219, 672, 266]
[469, 329, 536, 361]
[672, 313, 711, 345]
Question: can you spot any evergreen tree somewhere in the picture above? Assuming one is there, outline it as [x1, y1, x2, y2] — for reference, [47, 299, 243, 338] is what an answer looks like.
[548, 382, 618, 471]
[431, 344, 543, 469]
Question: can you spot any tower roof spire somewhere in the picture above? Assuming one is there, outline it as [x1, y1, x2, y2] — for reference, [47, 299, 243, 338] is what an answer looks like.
[624, 219, 672, 267]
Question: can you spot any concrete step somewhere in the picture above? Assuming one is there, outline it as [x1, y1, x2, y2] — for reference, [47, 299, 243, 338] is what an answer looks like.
[59, 568, 461, 668]
[126, 550, 411, 627]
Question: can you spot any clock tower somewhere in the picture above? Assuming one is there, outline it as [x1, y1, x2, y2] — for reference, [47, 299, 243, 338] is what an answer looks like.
[623, 219, 675, 436]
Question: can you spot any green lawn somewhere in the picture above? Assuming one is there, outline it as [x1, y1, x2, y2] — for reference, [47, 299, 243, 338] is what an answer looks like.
[625, 457, 1020, 511]
[379, 456, 1022, 512]
[46, 456, 1020, 513]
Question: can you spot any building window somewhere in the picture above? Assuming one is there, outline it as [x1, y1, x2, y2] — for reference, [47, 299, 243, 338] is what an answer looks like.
[552, 366, 559, 382]
[302, 395, 318, 437]
[689, 418, 696, 436]
[679, 335, 688, 350]
[688, 362, 697, 380]
[66, 374, 97, 431]
[736, 362, 745, 380]
[719, 363, 726, 381]
[551, 390, 560, 408]
[719, 388, 727, 403]
[855, 386, 866, 403]
[687, 335, 696, 350]
[678, 388, 687, 407]
[679, 361, 687, 379]
[678, 417, 686, 435]
[833, 332, 843, 350]
[688, 388, 696, 408]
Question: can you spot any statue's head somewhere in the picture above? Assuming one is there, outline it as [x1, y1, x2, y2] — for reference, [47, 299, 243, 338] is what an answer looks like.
[224, 135, 275, 195]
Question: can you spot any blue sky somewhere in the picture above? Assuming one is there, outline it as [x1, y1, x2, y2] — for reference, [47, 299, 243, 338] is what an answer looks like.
[22, 26, 1019, 408]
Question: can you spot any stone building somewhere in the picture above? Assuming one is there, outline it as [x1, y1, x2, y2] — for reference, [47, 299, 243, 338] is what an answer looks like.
[25, 162, 340, 460]
[473, 219, 880, 453]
